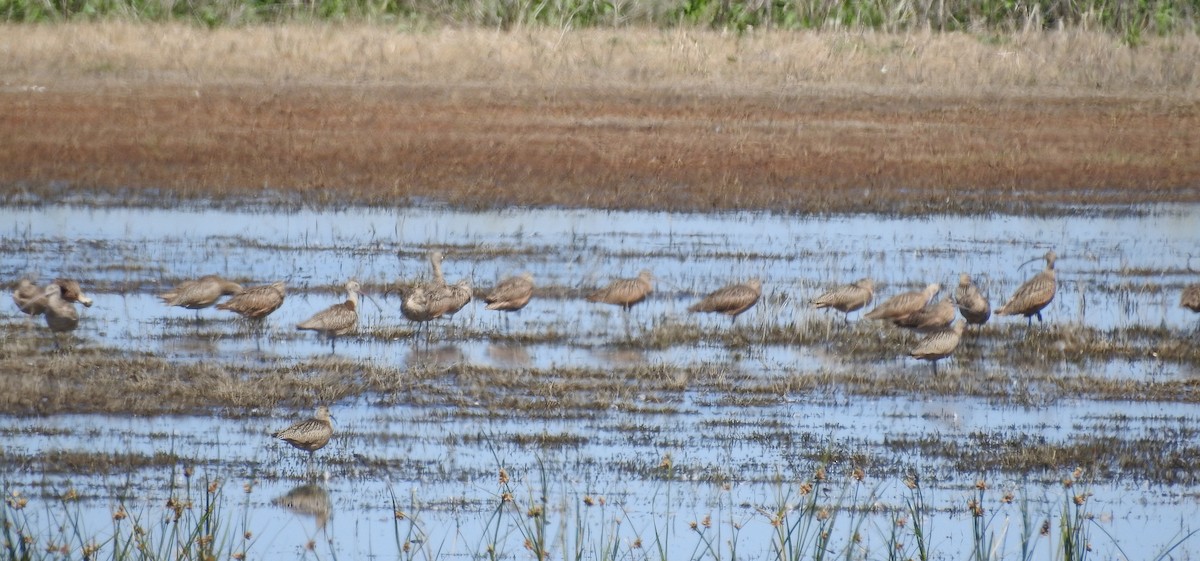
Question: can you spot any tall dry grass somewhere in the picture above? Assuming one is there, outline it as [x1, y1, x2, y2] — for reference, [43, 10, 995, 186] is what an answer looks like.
[1, 23, 1198, 95]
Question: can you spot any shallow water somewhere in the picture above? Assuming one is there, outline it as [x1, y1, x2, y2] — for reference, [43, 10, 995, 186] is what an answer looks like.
[3, 203, 1200, 559]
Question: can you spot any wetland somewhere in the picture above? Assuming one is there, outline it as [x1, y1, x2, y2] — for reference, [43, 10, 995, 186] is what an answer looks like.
[3, 22, 1200, 561]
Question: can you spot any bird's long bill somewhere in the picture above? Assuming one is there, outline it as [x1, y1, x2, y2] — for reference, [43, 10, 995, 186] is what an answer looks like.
[77, 295, 94, 307]
[1017, 255, 1043, 270]
[362, 292, 385, 312]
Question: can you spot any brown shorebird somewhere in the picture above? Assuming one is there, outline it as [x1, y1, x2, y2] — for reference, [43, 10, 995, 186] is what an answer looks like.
[587, 270, 653, 311]
[296, 280, 361, 354]
[864, 283, 940, 322]
[1181, 284, 1200, 313]
[12, 278, 43, 316]
[485, 272, 535, 313]
[910, 320, 966, 375]
[688, 278, 762, 325]
[14, 278, 90, 317]
[274, 405, 334, 470]
[26, 281, 94, 348]
[429, 279, 472, 320]
[894, 297, 955, 333]
[216, 281, 287, 321]
[996, 250, 1057, 327]
[954, 273, 991, 328]
[159, 274, 243, 320]
[427, 252, 472, 319]
[811, 278, 874, 323]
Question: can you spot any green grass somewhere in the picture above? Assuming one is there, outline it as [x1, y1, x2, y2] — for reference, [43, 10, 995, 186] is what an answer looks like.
[1, 0, 1197, 38]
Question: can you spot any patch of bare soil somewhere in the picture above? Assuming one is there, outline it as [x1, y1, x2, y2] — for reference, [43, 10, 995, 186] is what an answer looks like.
[1, 25, 1197, 214]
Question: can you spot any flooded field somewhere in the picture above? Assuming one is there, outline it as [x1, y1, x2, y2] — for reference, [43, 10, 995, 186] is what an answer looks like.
[3, 202, 1200, 559]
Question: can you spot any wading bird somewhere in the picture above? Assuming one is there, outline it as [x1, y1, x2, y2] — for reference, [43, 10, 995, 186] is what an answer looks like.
[810, 278, 875, 323]
[485, 272, 534, 331]
[159, 274, 243, 320]
[864, 283, 941, 323]
[894, 297, 955, 333]
[26, 280, 94, 348]
[954, 273, 991, 328]
[296, 280, 361, 354]
[587, 270, 653, 311]
[688, 278, 762, 325]
[910, 320, 965, 375]
[273, 405, 334, 472]
[1181, 284, 1200, 314]
[996, 250, 1057, 327]
[216, 281, 287, 321]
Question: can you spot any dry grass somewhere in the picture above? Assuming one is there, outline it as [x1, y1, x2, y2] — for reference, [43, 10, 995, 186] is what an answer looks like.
[2, 23, 1199, 214]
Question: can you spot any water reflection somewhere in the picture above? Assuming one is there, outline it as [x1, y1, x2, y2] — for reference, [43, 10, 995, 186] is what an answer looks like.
[272, 483, 333, 530]
[486, 343, 531, 367]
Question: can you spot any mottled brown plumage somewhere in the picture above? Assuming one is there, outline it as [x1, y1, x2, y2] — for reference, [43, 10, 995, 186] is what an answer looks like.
[996, 250, 1057, 326]
[14, 278, 92, 317]
[485, 273, 535, 312]
[159, 274, 242, 311]
[217, 281, 287, 320]
[954, 273, 991, 326]
[429, 279, 472, 319]
[274, 406, 334, 465]
[401, 284, 439, 323]
[1181, 284, 1200, 313]
[864, 283, 940, 322]
[894, 297, 955, 333]
[587, 270, 653, 310]
[811, 278, 875, 322]
[41, 282, 94, 334]
[297, 280, 360, 353]
[689, 278, 762, 323]
[910, 320, 966, 375]
[13, 279, 45, 316]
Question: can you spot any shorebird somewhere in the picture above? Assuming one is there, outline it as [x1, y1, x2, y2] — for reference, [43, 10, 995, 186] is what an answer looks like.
[996, 250, 1057, 327]
[274, 405, 334, 471]
[485, 272, 534, 331]
[159, 274, 243, 320]
[296, 280, 361, 354]
[485, 272, 535, 313]
[810, 278, 874, 323]
[216, 281, 287, 321]
[14, 278, 90, 317]
[954, 273, 991, 328]
[28, 280, 94, 348]
[688, 278, 762, 325]
[893, 297, 955, 333]
[427, 252, 472, 319]
[587, 270, 653, 311]
[429, 279, 472, 320]
[1181, 284, 1200, 313]
[864, 283, 941, 323]
[12, 278, 43, 316]
[910, 320, 965, 375]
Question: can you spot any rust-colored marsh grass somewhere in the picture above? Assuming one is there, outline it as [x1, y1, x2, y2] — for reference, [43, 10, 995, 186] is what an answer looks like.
[2, 24, 1199, 214]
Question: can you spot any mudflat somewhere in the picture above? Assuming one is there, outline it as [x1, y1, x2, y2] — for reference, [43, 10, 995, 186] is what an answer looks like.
[2, 24, 1198, 213]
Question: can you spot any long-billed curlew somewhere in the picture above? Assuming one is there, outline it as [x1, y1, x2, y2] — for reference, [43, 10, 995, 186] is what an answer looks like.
[1181, 284, 1200, 313]
[296, 280, 361, 354]
[910, 320, 965, 375]
[954, 273, 991, 328]
[996, 250, 1057, 327]
[864, 283, 940, 322]
[12, 278, 43, 316]
[587, 270, 653, 310]
[159, 274, 242, 318]
[689, 278, 762, 325]
[216, 281, 287, 321]
[810, 278, 874, 323]
[26, 280, 94, 348]
[485, 272, 535, 313]
[14, 279, 91, 318]
[429, 279, 472, 320]
[893, 297, 955, 333]
[274, 405, 334, 470]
